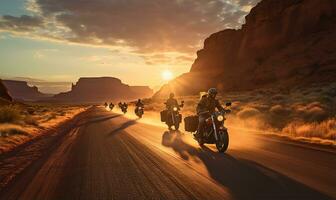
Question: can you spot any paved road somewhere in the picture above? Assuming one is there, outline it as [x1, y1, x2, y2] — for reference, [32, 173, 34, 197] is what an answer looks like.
[0, 107, 335, 200]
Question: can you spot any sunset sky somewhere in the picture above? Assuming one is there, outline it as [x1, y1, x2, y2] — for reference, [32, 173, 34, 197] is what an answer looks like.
[0, 0, 259, 93]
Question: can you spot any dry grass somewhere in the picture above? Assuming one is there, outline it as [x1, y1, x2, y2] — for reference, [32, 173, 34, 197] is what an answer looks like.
[148, 82, 336, 145]
[0, 103, 87, 153]
[0, 105, 21, 123]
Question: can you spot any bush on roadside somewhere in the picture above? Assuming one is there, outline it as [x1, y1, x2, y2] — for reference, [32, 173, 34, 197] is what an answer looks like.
[0, 124, 28, 137]
[282, 118, 336, 140]
[24, 115, 38, 126]
[0, 105, 22, 123]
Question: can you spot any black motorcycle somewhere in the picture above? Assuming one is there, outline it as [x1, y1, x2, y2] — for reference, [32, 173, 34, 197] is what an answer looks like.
[135, 106, 144, 118]
[185, 102, 231, 152]
[121, 105, 128, 114]
[161, 101, 184, 131]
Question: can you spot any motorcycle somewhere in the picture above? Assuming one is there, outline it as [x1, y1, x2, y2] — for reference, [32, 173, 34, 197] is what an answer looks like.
[186, 102, 231, 152]
[121, 105, 128, 114]
[161, 101, 184, 131]
[109, 103, 114, 111]
[135, 106, 144, 118]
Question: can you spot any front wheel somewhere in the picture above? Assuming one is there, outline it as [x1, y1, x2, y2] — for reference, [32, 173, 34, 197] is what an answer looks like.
[216, 130, 229, 153]
[174, 122, 179, 131]
[197, 137, 204, 146]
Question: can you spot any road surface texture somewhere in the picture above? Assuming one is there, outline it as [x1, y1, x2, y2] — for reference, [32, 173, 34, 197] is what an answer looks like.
[0, 106, 335, 200]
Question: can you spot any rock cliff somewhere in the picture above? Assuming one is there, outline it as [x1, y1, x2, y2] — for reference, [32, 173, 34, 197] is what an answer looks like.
[154, 0, 336, 98]
[2, 80, 46, 101]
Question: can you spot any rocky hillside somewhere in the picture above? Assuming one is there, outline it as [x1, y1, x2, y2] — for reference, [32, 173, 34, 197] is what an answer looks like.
[0, 79, 12, 102]
[154, 0, 336, 98]
[53, 77, 153, 103]
[2, 80, 47, 101]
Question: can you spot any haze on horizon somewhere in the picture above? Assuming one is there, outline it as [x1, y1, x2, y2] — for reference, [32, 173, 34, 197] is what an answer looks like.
[0, 0, 260, 94]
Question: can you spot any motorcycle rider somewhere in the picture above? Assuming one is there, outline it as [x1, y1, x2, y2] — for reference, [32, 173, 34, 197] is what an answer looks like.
[123, 102, 128, 110]
[135, 99, 144, 108]
[164, 93, 184, 130]
[109, 102, 114, 110]
[195, 88, 225, 138]
[165, 93, 180, 110]
[135, 99, 144, 112]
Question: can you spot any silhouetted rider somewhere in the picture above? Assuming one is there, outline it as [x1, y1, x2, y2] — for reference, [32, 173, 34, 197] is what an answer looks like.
[165, 93, 181, 110]
[135, 99, 144, 113]
[135, 99, 144, 107]
[196, 88, 224, 138]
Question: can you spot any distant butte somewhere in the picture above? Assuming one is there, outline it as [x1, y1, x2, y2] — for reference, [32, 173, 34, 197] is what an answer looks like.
[53, 77, 153, 103]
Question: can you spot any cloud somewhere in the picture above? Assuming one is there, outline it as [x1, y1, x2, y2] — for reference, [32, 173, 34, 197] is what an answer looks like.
[0, 0, 261, 59]
[140, 52, 195, 66]
[0, 15, 43, 31]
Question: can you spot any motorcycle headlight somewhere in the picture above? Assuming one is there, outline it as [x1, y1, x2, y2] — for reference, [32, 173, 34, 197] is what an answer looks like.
[173, 107, 178, 111]
[217, 115, 224, 122]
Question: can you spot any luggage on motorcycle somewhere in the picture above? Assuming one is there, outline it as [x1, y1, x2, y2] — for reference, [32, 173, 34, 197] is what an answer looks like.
[160, 110, 168, 122]
[184, 115, 198, 132]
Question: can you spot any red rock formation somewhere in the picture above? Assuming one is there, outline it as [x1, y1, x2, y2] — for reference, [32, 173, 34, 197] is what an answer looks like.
[2, 80, 46, 101]
[54, 77, 153, 103]
[154, 0, 336, 98]
[0, 79, 12, 102]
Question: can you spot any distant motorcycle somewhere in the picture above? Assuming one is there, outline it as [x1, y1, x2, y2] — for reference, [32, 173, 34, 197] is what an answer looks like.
[109, 103, 114, 110]
[135, 106, 144, 118]
[185, 102, 231, 153]
[121, 105, 127, 114]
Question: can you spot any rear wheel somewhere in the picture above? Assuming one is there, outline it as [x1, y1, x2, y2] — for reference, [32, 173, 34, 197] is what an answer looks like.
[216, 130, 229, 153]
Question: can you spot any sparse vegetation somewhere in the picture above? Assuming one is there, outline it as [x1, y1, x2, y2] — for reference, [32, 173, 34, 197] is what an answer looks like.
[0, 103, 86, 153]
[0, 105, 21, 123]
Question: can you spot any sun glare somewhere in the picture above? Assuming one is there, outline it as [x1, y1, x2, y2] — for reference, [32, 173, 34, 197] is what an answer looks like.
[162, 70, 173, 81]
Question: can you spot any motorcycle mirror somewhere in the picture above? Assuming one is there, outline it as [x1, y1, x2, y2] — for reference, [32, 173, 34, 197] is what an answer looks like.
[226, 102, 232, 106]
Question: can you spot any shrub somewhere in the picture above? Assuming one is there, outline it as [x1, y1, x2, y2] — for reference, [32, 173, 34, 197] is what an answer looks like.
[282, 118, 336, 140]
[0, 105, 22, 123]
[270, 105, 290, 116]
[24, 115, 38, 126]
[0, 124, 28, 136]
[27, 107, 35, 115]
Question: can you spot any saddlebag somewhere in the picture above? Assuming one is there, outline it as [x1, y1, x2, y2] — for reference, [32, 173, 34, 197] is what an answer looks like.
[184, 115, 198, 132]
[160, 110, 168, 122]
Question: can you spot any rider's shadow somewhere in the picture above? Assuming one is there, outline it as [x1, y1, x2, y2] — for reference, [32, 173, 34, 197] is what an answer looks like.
[160, 131, 331, 200]
[108, 119, 139, 136]
[161, 131, 199, 162]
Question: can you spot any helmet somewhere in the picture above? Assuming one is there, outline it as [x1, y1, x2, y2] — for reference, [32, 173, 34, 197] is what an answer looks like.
[169, 93, 174, 98]
[208, 88, 217, 98]
[138, 99, 141, 102]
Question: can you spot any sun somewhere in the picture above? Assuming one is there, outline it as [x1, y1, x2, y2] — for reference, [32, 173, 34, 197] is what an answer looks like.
[162, 70, 173, 81]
